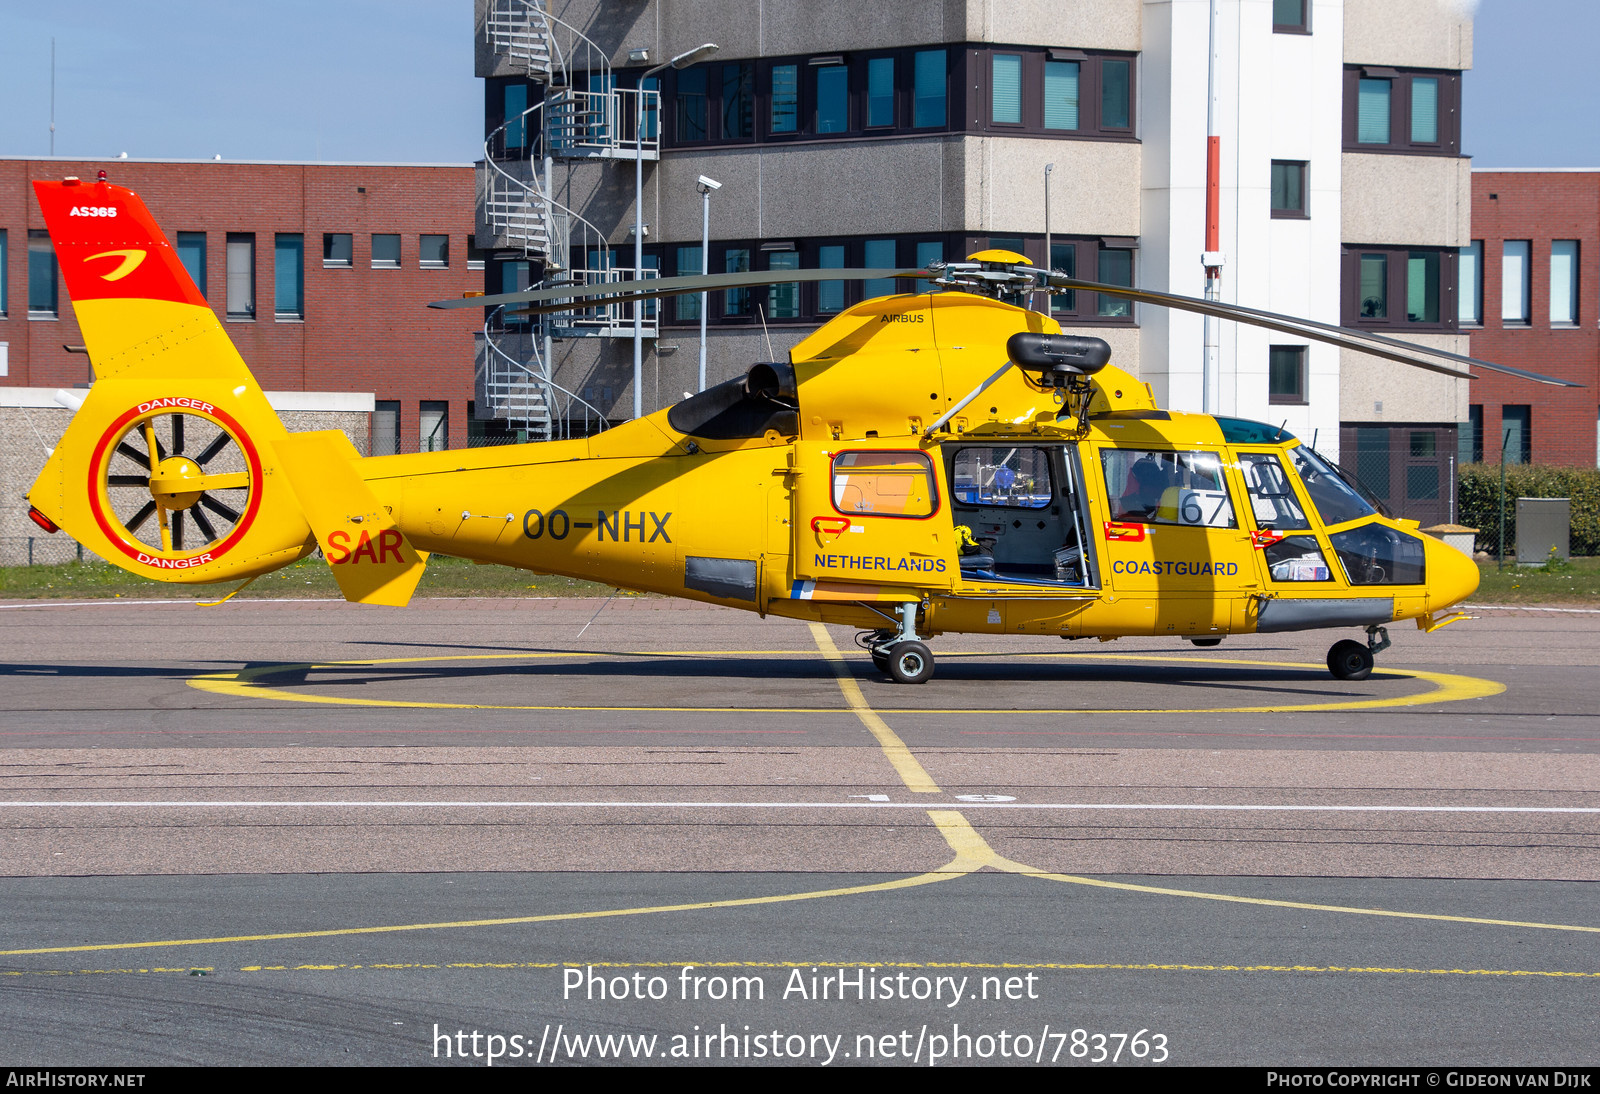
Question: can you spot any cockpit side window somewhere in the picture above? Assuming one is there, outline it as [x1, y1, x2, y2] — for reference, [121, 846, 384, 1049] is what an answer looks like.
[1289, 444, 1376, 527]
[1101, 449, 1237, 528]
[1237, 452, 1311, 531]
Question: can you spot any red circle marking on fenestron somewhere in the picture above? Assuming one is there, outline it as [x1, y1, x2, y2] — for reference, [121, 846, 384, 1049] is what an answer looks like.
[87, 400, 263, 570]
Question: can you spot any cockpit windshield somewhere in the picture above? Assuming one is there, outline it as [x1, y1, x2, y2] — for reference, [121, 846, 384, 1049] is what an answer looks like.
[1289, 445, 1376, 527]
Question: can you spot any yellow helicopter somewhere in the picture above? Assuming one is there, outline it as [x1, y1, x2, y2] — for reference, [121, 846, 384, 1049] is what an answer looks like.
[24, 177, 1574, 685]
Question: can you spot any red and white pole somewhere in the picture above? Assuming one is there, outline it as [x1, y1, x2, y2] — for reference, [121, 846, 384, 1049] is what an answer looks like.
[1202, 0, 1224, 414]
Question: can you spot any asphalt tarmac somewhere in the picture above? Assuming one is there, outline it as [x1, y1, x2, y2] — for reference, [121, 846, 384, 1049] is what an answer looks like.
[1, 596, 1597, 1066]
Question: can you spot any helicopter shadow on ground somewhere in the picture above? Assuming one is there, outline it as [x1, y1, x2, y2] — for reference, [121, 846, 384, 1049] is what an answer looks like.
[247, 654, 1381, 702]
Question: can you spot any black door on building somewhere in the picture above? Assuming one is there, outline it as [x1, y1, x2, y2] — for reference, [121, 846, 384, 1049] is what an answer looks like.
[1338, 424, 1457, 528]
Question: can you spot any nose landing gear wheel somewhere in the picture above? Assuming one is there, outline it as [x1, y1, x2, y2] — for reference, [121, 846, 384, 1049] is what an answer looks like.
[886, 640, 935, 685]
[870, 649, 890, 674]
[1327, 639, 1374, 681]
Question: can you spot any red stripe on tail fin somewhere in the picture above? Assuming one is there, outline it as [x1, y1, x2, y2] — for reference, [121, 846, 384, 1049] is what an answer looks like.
[32, 179, 206, 307]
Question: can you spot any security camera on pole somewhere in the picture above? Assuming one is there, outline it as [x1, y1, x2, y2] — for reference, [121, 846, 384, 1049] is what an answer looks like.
[634, 42, 719, 420]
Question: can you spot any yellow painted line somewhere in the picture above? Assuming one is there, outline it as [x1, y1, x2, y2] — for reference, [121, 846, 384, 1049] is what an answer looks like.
[0, 863, 976, 959]
[809, 623, 940, 793]
[184, 651, 1501, 716]
[927, 810, 1600, 936]
[6, 961, 1597, 980]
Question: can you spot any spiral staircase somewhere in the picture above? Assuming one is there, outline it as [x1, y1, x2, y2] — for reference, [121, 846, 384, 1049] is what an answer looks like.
[477, 0, 659, 440]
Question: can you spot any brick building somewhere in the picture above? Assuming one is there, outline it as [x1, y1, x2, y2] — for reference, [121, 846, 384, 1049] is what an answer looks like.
[0, 157, 481, 452]
[1464, 168, 1600, 467]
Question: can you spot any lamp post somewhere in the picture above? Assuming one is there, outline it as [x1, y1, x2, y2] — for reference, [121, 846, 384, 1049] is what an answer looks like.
[1042, 162, 1054, 314]
[695, 174, 722, 392]
[634, 42, 718, 419]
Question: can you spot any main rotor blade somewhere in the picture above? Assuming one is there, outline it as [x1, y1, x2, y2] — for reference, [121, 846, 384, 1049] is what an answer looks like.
[1043, 273, 1581, 388]
[430, 267, 935, 311]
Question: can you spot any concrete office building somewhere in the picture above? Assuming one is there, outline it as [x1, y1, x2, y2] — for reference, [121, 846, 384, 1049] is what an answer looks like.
[476, 0, 1470, 521]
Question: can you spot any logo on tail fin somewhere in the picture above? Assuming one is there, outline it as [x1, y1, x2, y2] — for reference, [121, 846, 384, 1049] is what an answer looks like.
[85, 249, 148, 281]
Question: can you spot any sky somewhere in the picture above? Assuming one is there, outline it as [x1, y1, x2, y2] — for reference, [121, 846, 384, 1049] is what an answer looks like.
[0, 0, 1595, 167]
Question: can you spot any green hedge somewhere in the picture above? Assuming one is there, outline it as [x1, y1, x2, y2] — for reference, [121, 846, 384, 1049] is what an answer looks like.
[1456, 463, 1600, 556]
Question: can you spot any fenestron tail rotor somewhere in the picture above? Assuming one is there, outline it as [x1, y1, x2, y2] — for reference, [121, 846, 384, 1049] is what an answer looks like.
[99, 408, 254, 558]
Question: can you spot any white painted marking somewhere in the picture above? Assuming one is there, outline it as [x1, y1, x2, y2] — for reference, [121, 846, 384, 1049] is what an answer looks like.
[849, 794, 891, 802]
[0, 800, 1597, 815]
[955, 794, 1017, 802]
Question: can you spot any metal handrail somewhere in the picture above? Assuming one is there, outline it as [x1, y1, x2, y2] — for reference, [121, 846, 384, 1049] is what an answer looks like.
[481, 306, 612, 437]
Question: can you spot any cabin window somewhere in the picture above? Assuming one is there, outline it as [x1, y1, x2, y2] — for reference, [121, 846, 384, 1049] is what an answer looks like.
[953, 448, 1053, 508]
[1101, 449, 1236, 528]
[832, 451, 937, 518]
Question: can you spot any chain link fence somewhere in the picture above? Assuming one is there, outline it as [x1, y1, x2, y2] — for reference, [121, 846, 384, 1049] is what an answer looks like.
[1, 536, 102, 568]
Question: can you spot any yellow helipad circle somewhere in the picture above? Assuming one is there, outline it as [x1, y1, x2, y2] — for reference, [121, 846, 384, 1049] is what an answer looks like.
[186, 650, 1504, 715]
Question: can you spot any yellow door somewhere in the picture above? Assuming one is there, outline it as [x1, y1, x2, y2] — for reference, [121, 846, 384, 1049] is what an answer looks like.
[791, 442, 954, 590]
[1093, 444, 1257, 595]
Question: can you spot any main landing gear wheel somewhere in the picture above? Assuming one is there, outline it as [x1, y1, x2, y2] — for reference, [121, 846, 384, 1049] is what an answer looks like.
[102, 409, 253, 555]
[1326, 639, 1374, 681]
[886, 640, 935, 685]
[871, 648, 891, 673]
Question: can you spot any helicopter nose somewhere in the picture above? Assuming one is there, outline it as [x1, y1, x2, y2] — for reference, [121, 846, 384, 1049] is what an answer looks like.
[1426, 536, 1479, 610]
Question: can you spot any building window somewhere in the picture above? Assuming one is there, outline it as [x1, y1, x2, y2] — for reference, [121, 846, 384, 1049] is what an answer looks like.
[1459, 240, 1482, 326]
[1343, 66, 1460, 154]
[815, 62, 849, 133]
[866, 56, 895, 127]
[771, 63, 798, 133]
[991, 53, 1023, 124]
[28, 230, 57, 318]
[1502, 405, 1531, 465]
[677, 65, 708, 140]
[177, 232, 206, 297]
[420, 401, 449, 453]
[721, 63, 753, 139]
[372, 234, 400, 269]
[724, 246, 751, 316]
[467, 237, 486, 270]
[1273, 0, 1310, 32]
[0, 229, 7, 315]
[1551, 240, 1579, 325]
[982, 48, 1135, 138]
[225, 233, 254, 320]
[1038, 237, 1136, 324]
[274, 234, 304, 319]
[1097, 246, 1134, 318]
[817, 244, 846, 314]
[1342, 246, 1456, 330]
[674, 245, 702, 321]
[372, 400, 400, 456]
[1356, 79, 1390, 144]
[1269, 346, 1307, 405]
[1044, 61, 1079, 129]
[1271, 161, 1308, 217]
[766, 248, 801, 319]
[862, 238, 897, 299]
[503, 83, 528, 151]
[323, 233, 353, 268]
[913, 49, 947, 127]
[1465, 404, 1484, 464]
[667, 46, 952, 146]
[1501, 240, 1530, 325]
[420, 234, 450, 269]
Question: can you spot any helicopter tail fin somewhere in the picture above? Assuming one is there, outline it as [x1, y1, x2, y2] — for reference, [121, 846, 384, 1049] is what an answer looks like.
[25, 177, 334, 587]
